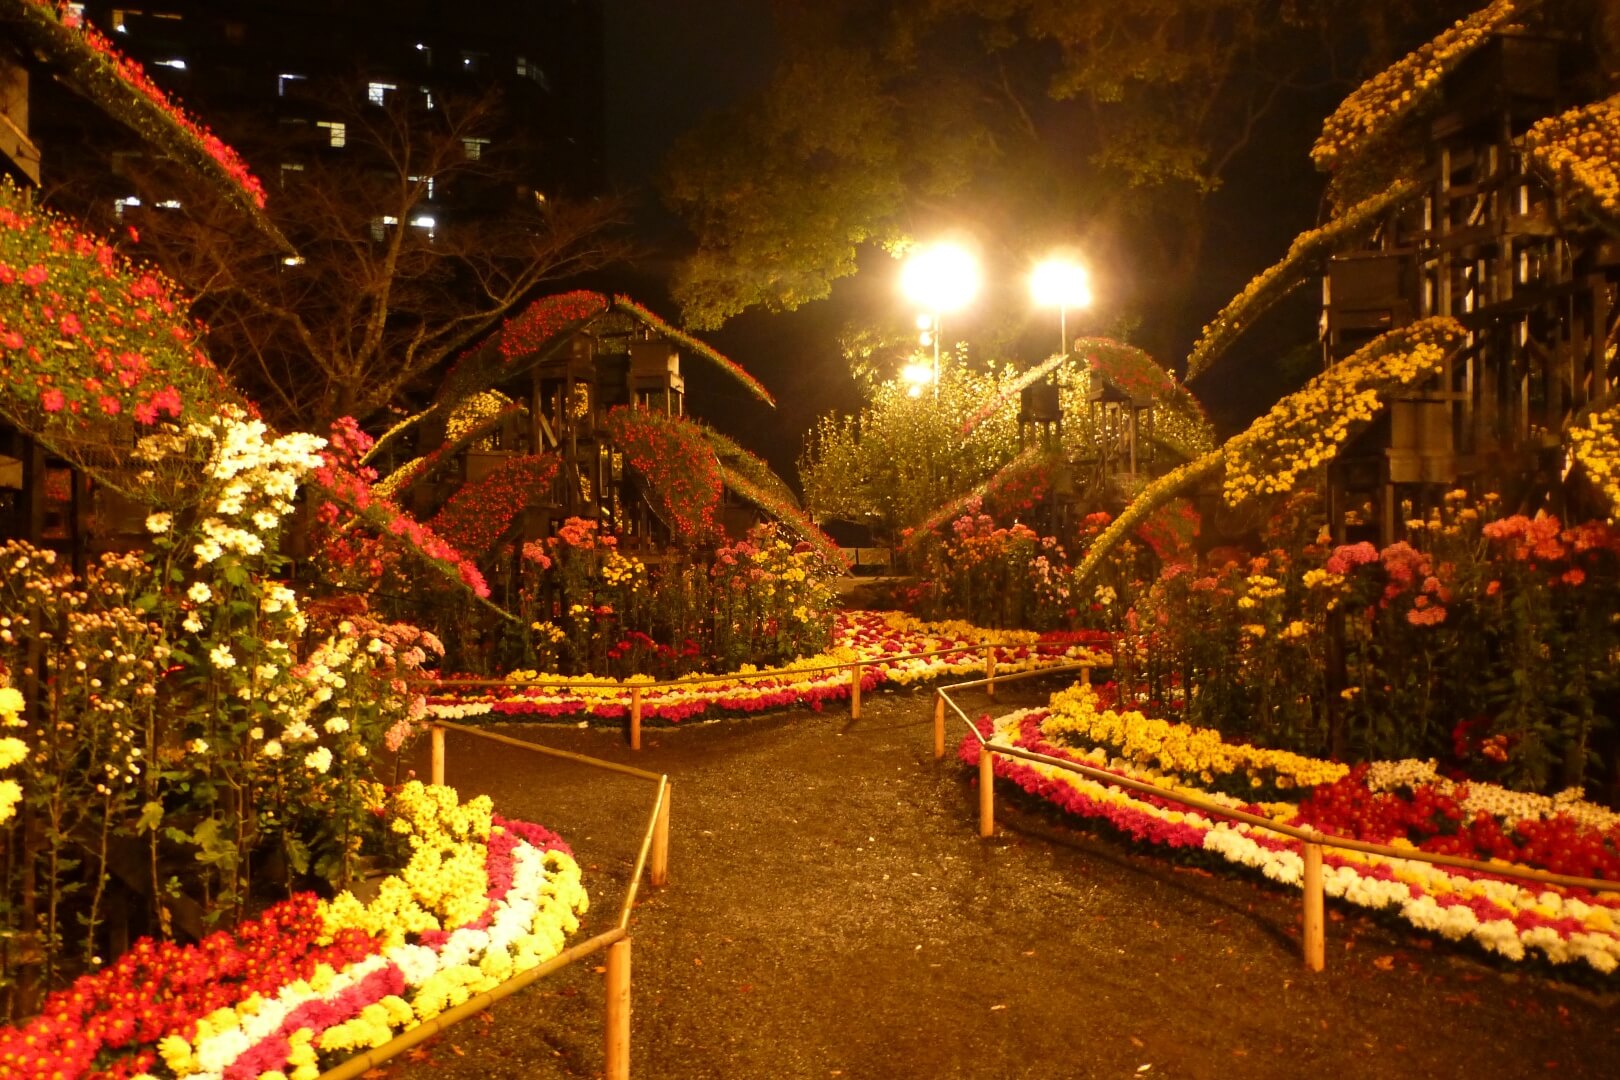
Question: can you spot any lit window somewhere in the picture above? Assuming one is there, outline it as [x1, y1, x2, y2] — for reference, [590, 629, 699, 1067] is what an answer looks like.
[277, 73, 306, 96]
[156, 199, 182, 209]
[112, 195, 141, 218]
[317, 121, 347, 148]
[111, 8, 130, 32]
[515, 55, 528, 77]
[154, 58, 187, 70]
[410, 214, 435, 229]
[462, 137, 490, 161]
[366, 82, 397, 106]
[408, 174, 435, 199]
[381, 215, 399, 225]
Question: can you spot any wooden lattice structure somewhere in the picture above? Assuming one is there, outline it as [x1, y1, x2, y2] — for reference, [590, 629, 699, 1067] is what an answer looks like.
[1326, 30, 1620, 543]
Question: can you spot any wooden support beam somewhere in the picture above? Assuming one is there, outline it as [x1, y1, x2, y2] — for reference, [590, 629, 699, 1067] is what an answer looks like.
[430, 725, 445, 786]
[630, 686, 642, 751]
[978, 745, 994, 838]
[933, 693, 946, 760]
[1303, 842, 1325, 972]
[604, 939, 632, 1080]
[849, 664, 861, 719]
[650, 784, 670, 888]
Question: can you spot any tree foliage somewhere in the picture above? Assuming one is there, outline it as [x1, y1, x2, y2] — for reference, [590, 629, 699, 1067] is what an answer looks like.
[664, 0, 1475, 345]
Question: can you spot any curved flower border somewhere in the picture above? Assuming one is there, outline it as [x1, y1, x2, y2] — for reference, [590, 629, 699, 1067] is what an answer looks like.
[426, 611, 1113, 725]
[613, 295, 776, 407]
[963, 704, 1620, 973]
[0, 782, 588, 1079]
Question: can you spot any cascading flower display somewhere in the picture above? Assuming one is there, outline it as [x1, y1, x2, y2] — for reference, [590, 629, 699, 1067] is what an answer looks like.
[1526, 92, 1620, 215]
[7, 0, 280, 237]
[1311, 0, 1530, 174]
[427, 453, 561, 560]
[613, 295, 776, 406]
[1221, 317, 1465, 507]
[601, 404, 724, 543]
[0, 179, 244, 496]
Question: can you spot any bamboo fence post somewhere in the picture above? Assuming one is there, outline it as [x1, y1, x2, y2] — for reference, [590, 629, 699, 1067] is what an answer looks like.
[1303, 841, 1325, 972]
[430, 725, 445, 786]
[629, 687, 643, 751]
[604, 938, 632, 1080]
[933, 692, 946, 760]
[984, 645, 996, 700]
[650, 784, 671, 888]
[978, 745, 995, 837]
[849, 663, 862, 719]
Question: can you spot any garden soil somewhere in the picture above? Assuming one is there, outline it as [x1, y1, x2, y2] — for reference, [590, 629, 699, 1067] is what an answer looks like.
[385, 679, 1619, 1080]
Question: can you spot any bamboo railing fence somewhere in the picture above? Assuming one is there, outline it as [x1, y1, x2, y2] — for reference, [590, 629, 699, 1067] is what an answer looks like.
[933, 666, 1620, 972]
[318, 723, 671, 1080]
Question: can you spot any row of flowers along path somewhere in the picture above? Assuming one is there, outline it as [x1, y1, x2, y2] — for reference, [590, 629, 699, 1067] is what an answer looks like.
[963, 683, 1620, 973]
[424, 611, 1115, 724]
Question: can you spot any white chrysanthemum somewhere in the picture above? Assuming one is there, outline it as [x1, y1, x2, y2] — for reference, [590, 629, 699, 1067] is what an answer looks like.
[187, 582, 212, 604]
[209, 644, 236, 669]
[304, 746, 333, 774]
[145, 512, 172, 534]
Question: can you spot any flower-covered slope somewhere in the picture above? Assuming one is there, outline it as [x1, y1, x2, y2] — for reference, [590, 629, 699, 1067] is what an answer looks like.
[426, 452, 561, 561]
[601, 405, 726, 543]
[1076, 319, 1465, 586]
[3, 0, 287, 249]
[427, 611, 1113, 725]
[613, 295, 775, 407]
[1185, 180, 1422, 380]
[966, 685, 1620, 973]
[1525, 92, 1620, 218]
[0, 180, 247, 500]
[1311, 0, 1534, 175]
[0, 783, 588, 1080]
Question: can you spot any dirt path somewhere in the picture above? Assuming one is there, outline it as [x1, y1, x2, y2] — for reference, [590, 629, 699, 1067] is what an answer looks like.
[386, 680, 1618, 1079]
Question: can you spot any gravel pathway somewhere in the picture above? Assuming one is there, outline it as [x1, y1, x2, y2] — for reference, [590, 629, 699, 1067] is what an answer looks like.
[385, 680, 1619, 1079]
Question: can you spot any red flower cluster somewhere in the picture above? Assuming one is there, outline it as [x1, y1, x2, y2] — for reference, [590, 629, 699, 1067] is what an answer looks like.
[498, 291, 610, 362]
[31, 1, 267, 208]
[309, 459, 490, 597]
[0, 893, 375, 1078]
[0, 184, 241, 430]
[602, 405, 723, 543]
[428, 453, 561, 560]
[1294, 766, 1620, 880]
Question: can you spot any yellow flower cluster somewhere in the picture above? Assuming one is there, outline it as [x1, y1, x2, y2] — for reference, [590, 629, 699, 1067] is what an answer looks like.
[600, 550, 645, 589]
[1221, 318, 1462, 507]
[1312, 0, 1524, 172]
[1569, 400, 1620, 518]
[0, 686, 24, 826]
[445, 390, 518, 444]
[1042, 685, 1350, 790]
[322, 783, 494, 945]
[1525, 93, 1620, 214]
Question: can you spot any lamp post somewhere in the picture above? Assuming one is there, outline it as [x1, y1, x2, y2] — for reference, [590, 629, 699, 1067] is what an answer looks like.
[1030, 257, 1093, 357]
[901, 242, 980, 398]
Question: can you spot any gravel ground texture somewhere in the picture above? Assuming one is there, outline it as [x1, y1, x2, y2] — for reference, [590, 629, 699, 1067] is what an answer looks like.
[382, 678, 1619, 1080]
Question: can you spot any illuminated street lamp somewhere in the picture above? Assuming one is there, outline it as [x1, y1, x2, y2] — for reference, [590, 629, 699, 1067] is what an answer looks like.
[1030, 257, 1093, 356]
[901, 241, 980, 397]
